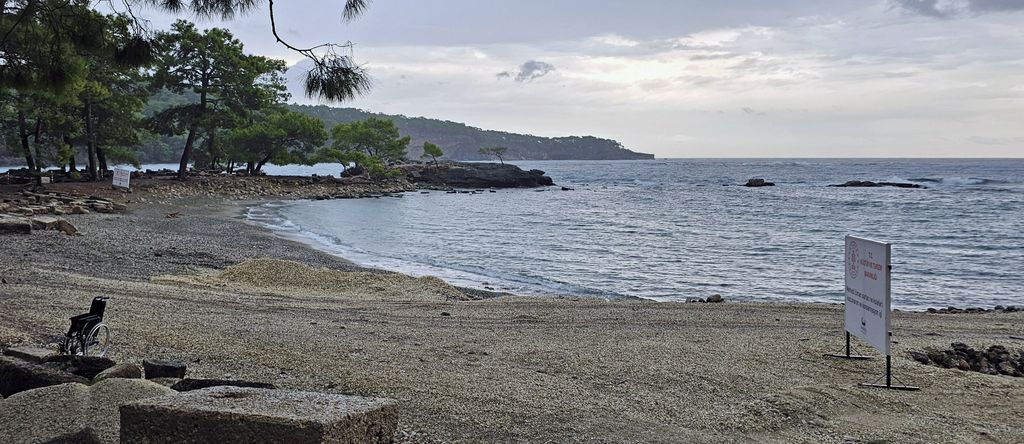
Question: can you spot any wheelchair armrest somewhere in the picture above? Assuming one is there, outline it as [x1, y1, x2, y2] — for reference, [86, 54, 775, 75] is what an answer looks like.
[67, 314, 101, 335]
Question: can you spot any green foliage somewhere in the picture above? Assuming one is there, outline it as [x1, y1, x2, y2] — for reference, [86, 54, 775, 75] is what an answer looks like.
[421, 141, 443, 166]
[479, 146, 509, 164]
[0, 1, 102, 91]
[286, 104, 651, 161]
[316, 117, 411, 181]
[149, 20, 288, 177]
[328, 117, 410, 164]
[225, 108, 327, 172]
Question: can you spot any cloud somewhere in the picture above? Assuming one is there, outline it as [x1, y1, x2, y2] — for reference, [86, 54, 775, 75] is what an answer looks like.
[499, 60, 557, 82]
[890, 0, 1024, 18]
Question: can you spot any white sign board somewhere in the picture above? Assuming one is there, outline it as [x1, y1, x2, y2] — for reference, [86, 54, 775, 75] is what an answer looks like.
[844, 236, 891, 355]
[112, 168, 131, 189]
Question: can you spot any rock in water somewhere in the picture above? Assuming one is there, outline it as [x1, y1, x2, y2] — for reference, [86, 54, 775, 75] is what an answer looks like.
[829, 180, 923, 189]
[744, 178, 775, 187]
[706, 294, 725, 303]
[0, 379, 174, 444]
[143, 359, 187, 379]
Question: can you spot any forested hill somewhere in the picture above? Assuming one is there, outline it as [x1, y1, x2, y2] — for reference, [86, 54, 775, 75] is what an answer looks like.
[287, 105, 654, 161]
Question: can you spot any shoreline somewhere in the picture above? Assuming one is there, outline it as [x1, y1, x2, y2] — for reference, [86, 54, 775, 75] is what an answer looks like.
[2, 175, 1015, 312]
[2, 181, 1023, 442]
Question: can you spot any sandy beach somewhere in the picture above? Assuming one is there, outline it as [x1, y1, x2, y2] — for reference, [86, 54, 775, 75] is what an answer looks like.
[1, 185, 1022, 443]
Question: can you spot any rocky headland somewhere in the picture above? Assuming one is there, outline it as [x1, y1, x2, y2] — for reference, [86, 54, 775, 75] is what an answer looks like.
[397, 162, 554, 188]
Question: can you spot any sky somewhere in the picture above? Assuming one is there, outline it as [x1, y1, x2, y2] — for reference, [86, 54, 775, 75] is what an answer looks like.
[138, 0, 1024, 158]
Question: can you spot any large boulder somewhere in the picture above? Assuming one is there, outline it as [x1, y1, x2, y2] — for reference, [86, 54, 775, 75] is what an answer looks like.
[92, 363, 144, 383]
[0, 379, 174, 444]
[0, 356, 88, 398]
[121, 387, 398, 443]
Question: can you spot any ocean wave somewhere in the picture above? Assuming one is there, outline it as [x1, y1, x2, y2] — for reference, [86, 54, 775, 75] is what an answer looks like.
[246, 202, 631, 299]
[907, 177, 1010, 187]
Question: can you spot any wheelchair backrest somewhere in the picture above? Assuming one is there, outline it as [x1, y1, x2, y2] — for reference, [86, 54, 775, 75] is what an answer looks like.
[89, 297, 109, 318]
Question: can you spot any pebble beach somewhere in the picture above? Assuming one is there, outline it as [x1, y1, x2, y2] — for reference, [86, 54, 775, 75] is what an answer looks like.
[1, 180, 1023, 443]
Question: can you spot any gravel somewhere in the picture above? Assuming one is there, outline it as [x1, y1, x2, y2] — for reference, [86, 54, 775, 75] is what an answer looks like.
[1, 192, 1023, 443]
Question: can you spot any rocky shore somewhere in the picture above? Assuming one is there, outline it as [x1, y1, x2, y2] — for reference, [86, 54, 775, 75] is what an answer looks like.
[1, 183, 1022, 443]
[397, 162, 554, 188]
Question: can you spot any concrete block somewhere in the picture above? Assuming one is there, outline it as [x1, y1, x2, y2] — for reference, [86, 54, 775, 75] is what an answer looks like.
[0, 356, 88, 397]
[142, 359, 186, 379]
[0, 379, 174, 444]
[120, 387, 398, 443]
[3, 346, 57, 363]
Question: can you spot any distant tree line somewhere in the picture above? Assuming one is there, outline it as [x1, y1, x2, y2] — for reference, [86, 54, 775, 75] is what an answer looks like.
[0, 4, 442, 182]
[1, 1, 650, 181]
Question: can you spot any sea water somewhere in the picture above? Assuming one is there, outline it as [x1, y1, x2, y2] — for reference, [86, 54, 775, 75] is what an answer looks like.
[245, 159, 1024, 310]
[7, 159, 1016, 309]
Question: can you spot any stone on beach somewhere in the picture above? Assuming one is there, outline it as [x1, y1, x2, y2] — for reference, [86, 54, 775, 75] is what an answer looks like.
[0, 355, 89, 397]
[41, 355, 117, 380]
[143, 358, 187, 379]
[119, 386, 399, 443]
[0, 215, 32, 234]
[0, 378, 175, 444]
[93, 363, 144, 383]
[3, 346, 57, 363]
[170, 378, 277, 392]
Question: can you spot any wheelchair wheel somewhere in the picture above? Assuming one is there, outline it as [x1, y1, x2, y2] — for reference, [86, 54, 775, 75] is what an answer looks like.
[83, 323, 111, 357]
[60, 334, 83, 356]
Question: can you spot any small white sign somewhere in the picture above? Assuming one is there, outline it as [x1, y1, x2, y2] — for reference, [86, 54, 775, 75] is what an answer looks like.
[112, 168, 131, 189]
[844, 236, 891, 355]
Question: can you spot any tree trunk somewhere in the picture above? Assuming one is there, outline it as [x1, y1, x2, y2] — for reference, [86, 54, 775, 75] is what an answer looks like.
[85, 101, 99, 181]
[247, 161, 255, 175]
[179, 89, 207, 180]
[97, 146, 108, 174]
[64, 136, 77, 172]
[178, 124, 199, 180]
[255, 154, 273, 173]
[16, 106, 37, 173]
[30, 119, 44, 185]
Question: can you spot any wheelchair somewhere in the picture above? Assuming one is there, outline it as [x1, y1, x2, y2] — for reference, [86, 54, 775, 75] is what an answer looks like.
[60, 297, 112, 356]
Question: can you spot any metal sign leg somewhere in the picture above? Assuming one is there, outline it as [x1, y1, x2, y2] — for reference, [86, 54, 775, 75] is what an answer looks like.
[824, 332, 873, 360]
[859, 355, 920, 391]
